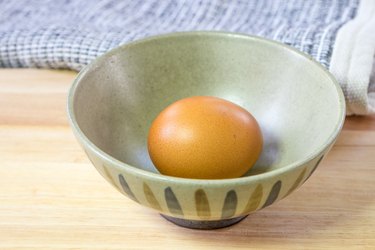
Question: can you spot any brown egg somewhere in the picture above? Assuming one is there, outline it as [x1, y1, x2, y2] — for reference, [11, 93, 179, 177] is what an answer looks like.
[147, 96, 263, 179]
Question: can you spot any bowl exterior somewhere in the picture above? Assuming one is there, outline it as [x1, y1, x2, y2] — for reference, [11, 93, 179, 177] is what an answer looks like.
[81, 141, 329, 221]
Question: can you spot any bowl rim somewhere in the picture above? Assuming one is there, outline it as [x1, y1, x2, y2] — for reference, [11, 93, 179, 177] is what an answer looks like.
[67, 31, 346, 185]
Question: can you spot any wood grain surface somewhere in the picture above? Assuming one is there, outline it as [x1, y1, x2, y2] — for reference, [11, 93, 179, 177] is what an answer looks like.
[0, 69, 374, 249]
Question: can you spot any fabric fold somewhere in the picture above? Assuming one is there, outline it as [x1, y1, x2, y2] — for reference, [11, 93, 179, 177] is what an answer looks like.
[330, 0, 375, 115]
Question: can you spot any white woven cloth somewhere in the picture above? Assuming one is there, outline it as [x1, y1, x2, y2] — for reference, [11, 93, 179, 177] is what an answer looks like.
[330, 0, 375, 115]
[0, 0, 374, 115]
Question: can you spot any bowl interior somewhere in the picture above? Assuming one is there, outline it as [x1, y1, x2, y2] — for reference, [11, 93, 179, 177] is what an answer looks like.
[71, 33, 343, 177]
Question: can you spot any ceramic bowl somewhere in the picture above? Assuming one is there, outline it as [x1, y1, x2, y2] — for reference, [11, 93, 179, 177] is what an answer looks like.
[67, 32, 345, 229]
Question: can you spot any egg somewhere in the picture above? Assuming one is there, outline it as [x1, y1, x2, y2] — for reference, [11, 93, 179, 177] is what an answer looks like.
[147, 96, 263, 179]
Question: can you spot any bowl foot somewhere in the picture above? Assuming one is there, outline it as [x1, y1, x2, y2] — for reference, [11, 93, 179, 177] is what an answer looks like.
[160, 214, 248, 230]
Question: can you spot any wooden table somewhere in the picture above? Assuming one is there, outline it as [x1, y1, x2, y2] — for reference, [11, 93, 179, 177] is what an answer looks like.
[0, 69, 374, 249]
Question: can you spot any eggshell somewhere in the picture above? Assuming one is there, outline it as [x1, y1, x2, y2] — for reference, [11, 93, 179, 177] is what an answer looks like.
[147, 96, 263, 179]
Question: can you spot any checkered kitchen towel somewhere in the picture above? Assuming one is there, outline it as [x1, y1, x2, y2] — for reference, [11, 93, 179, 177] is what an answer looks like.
[1, 0, 375, 115]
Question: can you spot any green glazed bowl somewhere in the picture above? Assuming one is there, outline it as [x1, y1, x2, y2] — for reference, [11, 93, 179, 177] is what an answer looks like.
[67, 32, 345, 229]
